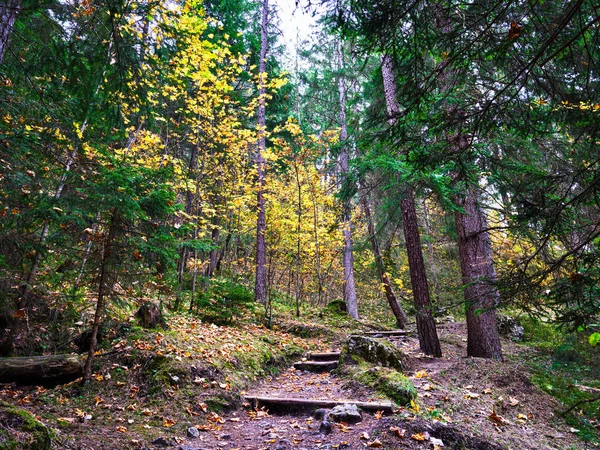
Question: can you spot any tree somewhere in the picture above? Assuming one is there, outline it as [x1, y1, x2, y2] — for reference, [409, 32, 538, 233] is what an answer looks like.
[0, 0, 21, 65]
[254, 0, 269, 305]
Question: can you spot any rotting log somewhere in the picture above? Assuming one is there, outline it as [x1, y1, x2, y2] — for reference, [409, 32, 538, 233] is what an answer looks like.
[0, 354, 83, 385]
[244, 396, 395, 414]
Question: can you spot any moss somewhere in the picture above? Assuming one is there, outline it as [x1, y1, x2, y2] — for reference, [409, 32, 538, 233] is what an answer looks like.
[143, 355, 188, 396]
[348, 364, 417, 406]
[0, 402, 53, 450]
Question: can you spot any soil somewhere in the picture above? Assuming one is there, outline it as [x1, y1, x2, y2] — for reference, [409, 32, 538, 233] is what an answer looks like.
[0, 320, 594, 449]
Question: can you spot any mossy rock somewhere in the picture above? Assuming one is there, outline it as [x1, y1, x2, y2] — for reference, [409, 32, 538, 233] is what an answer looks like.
[344, 335, 408, 372]
[0, 402, 53, 449]
[342, 363, 416, 406]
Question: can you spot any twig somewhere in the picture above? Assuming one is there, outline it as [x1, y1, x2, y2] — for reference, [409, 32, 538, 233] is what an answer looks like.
[561, 395, 600, 417]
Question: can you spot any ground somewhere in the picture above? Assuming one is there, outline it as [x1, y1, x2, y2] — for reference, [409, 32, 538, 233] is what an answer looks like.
[0, 312, 598, 450]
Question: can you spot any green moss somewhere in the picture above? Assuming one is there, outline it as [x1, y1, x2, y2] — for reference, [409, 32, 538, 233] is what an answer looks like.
[344, 335, 408, 372]
[143, 355, 188, 395]
[339, 358, 416, 406]
[0, 402, 53, 450]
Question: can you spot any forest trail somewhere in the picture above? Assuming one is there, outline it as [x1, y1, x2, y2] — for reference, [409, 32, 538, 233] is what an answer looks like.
[180, 323, 588, 450]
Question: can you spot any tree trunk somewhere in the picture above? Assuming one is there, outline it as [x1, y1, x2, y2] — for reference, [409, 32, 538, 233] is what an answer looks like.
[455, 187, 503, 360]
[422, 199, 442, 304]
[0, 0, 21, 66]
[0, 355, 83, 385]
[83, 213, 119, 383]
[337, 42, 359, 320]
[400, 190, 442, 356]
[361, 191, 409, 328]
[254, 0, 269, 305]
[381, 54, 441, 355]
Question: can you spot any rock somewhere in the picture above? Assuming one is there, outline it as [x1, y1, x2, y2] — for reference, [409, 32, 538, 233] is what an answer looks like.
[314, 408, 330, 420]
[319, 420, 333, 434]
[220, 433, 232, 440]
[345, 335, 408, 372]
[329, 404, 362, 424]
[151, 436, 171, 447]
[275, 439, 291, 449]
[497, 315, 524, 341]
[187, 426, 200, 438]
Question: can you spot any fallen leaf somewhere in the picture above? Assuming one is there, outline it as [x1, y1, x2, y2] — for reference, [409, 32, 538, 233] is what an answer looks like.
[163, 418, 176, 427]
[414, 370, 429, 379]
[229, 417, 240, 422]
[482, 388, 493, 395]
[141, 409, 153, 416]
[465, 392, 480, 399]
[367, 439, 383, 448]
[389, 426, 406, 438]
[508, 396, 519, 407]
[374, 410, 383, 420]
[115, 426, 127, 433]
[411, 432, 428, 441]
[360, 432, 370, 440]
[488, 410, 509, 426]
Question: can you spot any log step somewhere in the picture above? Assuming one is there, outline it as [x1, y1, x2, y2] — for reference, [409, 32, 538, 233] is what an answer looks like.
[308, 351, 341, 362]
[363, 330, 408, 337]
[244, 396, 395, 414]
[293, 360, 338, 372]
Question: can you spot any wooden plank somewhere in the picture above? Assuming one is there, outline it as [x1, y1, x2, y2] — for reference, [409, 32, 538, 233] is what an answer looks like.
[363, 330, 408, 337]
[307, 352, 341, 362]
[244, 396, 395, 414]
[293, 361, 338, 372]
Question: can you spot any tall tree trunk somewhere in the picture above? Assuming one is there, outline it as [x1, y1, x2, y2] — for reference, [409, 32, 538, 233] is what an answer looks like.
[0, 0, 21, 65]
[435, 12, 503, 360]
[381, 54, 441, 355]
[310, 187, 324, 304]
[361, 191, 409, 328]
[294, 163, 302, 317]
[83, 212, 120, 383]
[400, 190, 442, 356]
[254, 0, 269, 305]
[337, 43, 359, 320]
[455, 187, 503, 360]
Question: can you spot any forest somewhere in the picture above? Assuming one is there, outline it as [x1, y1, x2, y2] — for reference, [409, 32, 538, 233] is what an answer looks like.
[0, 0, 599, 448]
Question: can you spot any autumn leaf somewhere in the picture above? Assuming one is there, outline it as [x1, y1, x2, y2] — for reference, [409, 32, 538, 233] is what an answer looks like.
[116, 426, 128, 433]
[508, 396, 520, 406]
[374, 410, 383, 420]
[163, 418, 176, 427]
[94, 396, 104, 407]
[411, 432, 428, 441]
[488, 410, 509, 426]
[414, 370, 429, 379]
[367, 439, 383, 447]
[360, 432, 370, 440]
[389, 426, 406, 438]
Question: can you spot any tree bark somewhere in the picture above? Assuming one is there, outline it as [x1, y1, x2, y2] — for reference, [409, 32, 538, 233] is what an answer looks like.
[380, 54, 441, 355]
[337, 42, 359, 320]
[254, 0, 269, 305]
[0, 0, 21, 66]
[361, 191, 409, 328]
[400, 190, 442, 356]
[455, 187, 503, 360]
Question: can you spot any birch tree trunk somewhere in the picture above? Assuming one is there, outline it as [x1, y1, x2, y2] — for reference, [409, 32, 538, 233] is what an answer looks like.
[254, 0, 269, 304]
[0, 0, 21, 65]
[337, 43, 359, 320]
[381, 54, 441, 355]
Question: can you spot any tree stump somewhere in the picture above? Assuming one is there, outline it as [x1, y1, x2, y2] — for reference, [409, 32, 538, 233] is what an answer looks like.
[136, 302, 166, 329]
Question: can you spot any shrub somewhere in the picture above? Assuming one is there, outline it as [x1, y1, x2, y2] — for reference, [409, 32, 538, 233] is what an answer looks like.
[196, 278, 255, 324]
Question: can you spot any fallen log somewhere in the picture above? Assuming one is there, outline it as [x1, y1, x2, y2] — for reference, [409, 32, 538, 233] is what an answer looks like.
[244, 395, 395, 414]
[0, 354, 83, 385]
[363, 330, 408, 337]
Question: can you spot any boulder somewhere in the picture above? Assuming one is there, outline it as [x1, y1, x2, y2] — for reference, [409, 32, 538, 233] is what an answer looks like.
[345, 335, 408, 372]
[329, 404, 362, 424]
[497, 315, 524, 341]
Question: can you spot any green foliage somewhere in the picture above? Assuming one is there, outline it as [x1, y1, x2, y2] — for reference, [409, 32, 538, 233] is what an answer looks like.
[196, 278, 255, 324]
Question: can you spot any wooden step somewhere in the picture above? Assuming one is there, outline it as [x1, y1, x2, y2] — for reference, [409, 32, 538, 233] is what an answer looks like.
[308, 351, 341, 362]
[293, 360, 338, 372]
[244, 396, 395, 414]
[363, 330, 408, 337]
